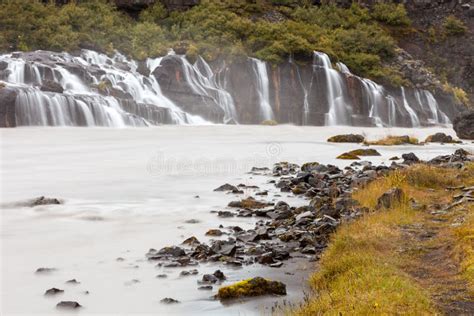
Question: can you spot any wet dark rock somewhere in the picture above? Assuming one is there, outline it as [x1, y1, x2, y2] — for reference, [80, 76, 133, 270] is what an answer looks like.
[425, 133, 459, 143]
[214, 183, 238, 192]
[116, 257, 125, 262]
[65, 279, 80, 284]
[390, 156, 400, 160]
[327, 134, 365, 143]
[199, 285, 213, 290]
[35, 267, 56, 274]
[376, 188, 405, 210]
[147, 246, 186, 260]
[337, 152, 360, 160]
[347, 148, 381, 156]
[256, 191, 268, 196]
[402, 152, 420, 164]
[182, 236, 200, 246]
[184, 219, 200, 224]
[40, 80, 64, 93]
[30, 196, 61, 207]
[228, 197, 272, 209]
[211, 240, 236, 256]
[56, 301, 81, 309]
[453, 110, 474, 140]
[205, 229, 223, 236]
[201, 274, 219, 284]
[44, 288, 64, 296]
[217, 277, 286, 300]
[180, 269, 198, 276]
[156, 274, 167, 278]
[160, 297, 180, 304]
[213, 270, 226, 280]
[217, 211, 235, 218]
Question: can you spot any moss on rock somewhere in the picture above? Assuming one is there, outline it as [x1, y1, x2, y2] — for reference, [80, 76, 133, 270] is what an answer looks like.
[217, 277, 286, 300]
[328, 134, 365, 143]
[337, 152, 361, 160]
[261, 120, 278, 126]
[348, 148, 381, 156]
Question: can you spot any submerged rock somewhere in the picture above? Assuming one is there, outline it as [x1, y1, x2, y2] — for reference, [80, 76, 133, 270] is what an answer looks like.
[217, 277, 286, 300]
[44, 288, 64, 296]
[347, 149, 381, 156]
[30, 196, 61, 207]
[214, 183, 238, 192]
[56, 301, 81, 309]
[228, 197, 272, 209]
[35, 267, 56, 274]
[327, 134, 365, 143]
[337, 152, 360, 160]
[160, 297, 180, 304]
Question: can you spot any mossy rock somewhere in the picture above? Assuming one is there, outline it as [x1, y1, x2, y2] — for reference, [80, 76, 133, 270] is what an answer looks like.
[261, 120, 278, 126]
[425, 133, 461, 144]
[337, 152, 361, 160]
[365, 135, 419, 146]
[217, 277, 286, 300]
[347, 149, 381, 156]
[328, 134, 365, 143]
[228, 197, 271, 209]
[301, 162, 320, 172]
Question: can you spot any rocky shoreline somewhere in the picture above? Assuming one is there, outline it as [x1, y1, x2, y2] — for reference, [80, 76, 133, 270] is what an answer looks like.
[29, 136, 474, 310]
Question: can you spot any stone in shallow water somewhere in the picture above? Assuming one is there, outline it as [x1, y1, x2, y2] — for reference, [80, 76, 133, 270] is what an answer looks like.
[35, 267, 56, 274]
[30, 196, 61, 207]
[217, 277, 286, 300]
[56, 301, 81, 309]
[160, 297, 180, 304]
[327, 134, 365, 143]
[44, 288, 64, 296]
[214, 183, 238, 192]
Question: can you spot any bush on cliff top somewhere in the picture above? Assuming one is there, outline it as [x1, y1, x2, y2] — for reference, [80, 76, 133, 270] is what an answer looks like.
[0, 0, 410, 83]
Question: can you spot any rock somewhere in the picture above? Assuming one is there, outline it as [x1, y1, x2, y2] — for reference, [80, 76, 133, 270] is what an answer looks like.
[205, 229, 223, 236]
[40, 80, 64, 93]
[147, 246, 186, 260]
[198, 285, 213, 290]
[56, 301, 81, 309]
[453, 111, 474, 140]
[180, 269, 198, 276]
[35, 267, 56, 274]
[184, 219, 200, 224]
[295, 211, 313, 221]
[66, 279, 80, 284]
[389, 156, 400, 160]
[347, 149, 381, 156]
[214, 183, 238, 192]
[228, 197, 271, 209]
[269, 262, 283, 268]
[217, 277, 286, 300]
[217, 211, 235, 218]
[160, 297, 180, 304]
[201, 274, 219, 284]
[210, 240, 236, 256]
[337, 152, 360, 160]
[425, 133, 458, 143]
[376, 188, 405, 209]
[182, 236, 200, 246]
[402, 152, 420, 164]
[30, 196, 61, 207]
[44, 288, 64, 295]
[213, 270, 226, 280]
[0, 87, 18, 127]
[156, 274, 167, 278]
[327, 134, 365, 143]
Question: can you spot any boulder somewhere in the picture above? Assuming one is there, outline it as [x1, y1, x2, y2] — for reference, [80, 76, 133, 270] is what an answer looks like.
[453, 111, 474, 140]
[217, 277, 286, 300]
[347, 149, 381, 156]
[0, 87, 17, 127]
[337, 152, 360, 160]
[56, 301, 81, 309]
[327, 134, 365, 143]
[402, 153, 420, 164]
[214, 183, 238, 192]
[30, 196, 61, 206]
[44, 288, 64, 295]
[40, 80, 64, 93]
[160, 297, 180, 304]
[425, 133, 459, 143]
[376, 188, 405, 209]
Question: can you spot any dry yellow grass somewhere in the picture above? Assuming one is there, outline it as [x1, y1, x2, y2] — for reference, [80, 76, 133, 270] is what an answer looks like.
[364, 135, 419, 146]
[293, 163, 474, 315]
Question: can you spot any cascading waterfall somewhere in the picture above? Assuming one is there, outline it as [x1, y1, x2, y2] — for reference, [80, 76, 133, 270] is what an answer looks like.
[401, 87, 421, 127]
[313, 52, 351, 126]
[250, 58, 274, 121]
[0, 49, 456, 128]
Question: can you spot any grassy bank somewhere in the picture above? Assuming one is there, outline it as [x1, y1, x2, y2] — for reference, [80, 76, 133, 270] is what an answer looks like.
[294, 164, 474, 315]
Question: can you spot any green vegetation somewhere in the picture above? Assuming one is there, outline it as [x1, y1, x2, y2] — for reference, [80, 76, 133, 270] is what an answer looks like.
[294, 163, 474, 315]
[364, 135, 419, 146]
[443, 15, 467, 36]
[0, 0, 412, 84]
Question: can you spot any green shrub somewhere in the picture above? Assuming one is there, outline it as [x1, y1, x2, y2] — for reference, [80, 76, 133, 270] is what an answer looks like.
[371, 3, 411, 27]
[443, 15, 467, 36]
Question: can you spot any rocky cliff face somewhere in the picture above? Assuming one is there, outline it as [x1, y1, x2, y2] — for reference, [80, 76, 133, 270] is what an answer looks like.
[0, 49, 463, 127]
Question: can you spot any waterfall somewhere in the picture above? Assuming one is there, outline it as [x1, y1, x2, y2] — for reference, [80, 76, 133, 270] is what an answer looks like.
[313, 52, 351, 126]
[336, 62, 351, 75]
[400, 87, 421, 127]
[415, 90, 450, 125]
[178, 56, 237, 123]
[250, 58, 274, 121]
[387, 96, 397, 127]
[361, 78, 385, 127]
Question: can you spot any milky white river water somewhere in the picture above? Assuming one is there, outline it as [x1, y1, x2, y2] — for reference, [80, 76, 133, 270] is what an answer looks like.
[1, 125, 471, 315]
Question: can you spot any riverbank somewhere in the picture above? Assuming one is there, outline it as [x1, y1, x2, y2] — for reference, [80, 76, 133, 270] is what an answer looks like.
[295, 161, 474, 314]
[1, 125, 473, 315]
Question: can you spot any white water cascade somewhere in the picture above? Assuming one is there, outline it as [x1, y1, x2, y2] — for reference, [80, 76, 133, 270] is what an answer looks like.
[414, 90, 450, 125]
[178, 55, 238, 123]
[361, 78, 386, 127]
[313, 52, 352, 126]
[401, 87, 421, 127]
[250, 58, 274, 121]
[0, 50, 210, 127]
